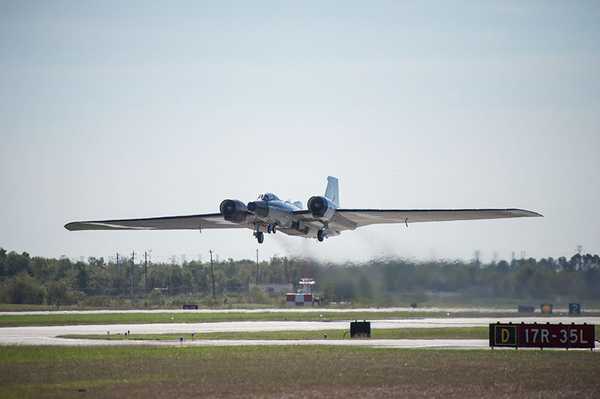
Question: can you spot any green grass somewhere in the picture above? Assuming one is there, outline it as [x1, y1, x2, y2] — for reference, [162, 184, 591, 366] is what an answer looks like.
[0, 310, 454, 327]
[59, 326, 489, 341]
[0, 346, 598, 398]
[0, 303, 301, 312]
[2, 309, 589, 327]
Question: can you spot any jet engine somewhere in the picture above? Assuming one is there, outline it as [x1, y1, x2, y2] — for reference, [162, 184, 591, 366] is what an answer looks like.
[246, 201, 269, 218]
[219, 199, 248, 223]
[307, 196, 337, 220]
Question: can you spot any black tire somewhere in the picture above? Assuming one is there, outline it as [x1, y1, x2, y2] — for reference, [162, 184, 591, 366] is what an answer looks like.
[272, 225, 277, 234]
[257, 232, 264, 244]
[317, 230, 324, 242]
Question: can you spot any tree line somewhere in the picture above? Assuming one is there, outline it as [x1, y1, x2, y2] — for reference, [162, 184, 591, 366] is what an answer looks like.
[1, 247, 599, 307]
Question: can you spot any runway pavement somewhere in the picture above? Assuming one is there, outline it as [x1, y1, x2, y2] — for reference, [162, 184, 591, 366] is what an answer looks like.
[1, 316, 598, 348]
[0, 307, 514, 315]
[1, 307, 597, 315]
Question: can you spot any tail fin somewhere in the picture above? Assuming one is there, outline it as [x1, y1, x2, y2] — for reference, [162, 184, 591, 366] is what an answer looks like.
[324, 176, 340, 207]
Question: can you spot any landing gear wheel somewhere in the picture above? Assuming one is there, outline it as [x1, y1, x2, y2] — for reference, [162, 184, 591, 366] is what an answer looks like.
[272, 225, 277, 234]
[256, 232, 264, 244]
[267, 225, 272, 234]
[317, 229, 325, 242]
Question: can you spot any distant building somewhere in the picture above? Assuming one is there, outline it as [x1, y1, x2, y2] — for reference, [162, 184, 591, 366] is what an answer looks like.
[286, 278, 319, 306]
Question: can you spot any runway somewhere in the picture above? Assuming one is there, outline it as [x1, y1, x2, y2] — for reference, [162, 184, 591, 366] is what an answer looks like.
[1, 306, 597, 315]
[1, 316, 598, 348]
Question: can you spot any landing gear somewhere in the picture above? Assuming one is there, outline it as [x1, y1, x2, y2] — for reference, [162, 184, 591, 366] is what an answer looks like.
[317, 229, 325, 242]
[254, 224, 265, 244]
[255, 231, 264, 244]
[254, 224, 277, 243]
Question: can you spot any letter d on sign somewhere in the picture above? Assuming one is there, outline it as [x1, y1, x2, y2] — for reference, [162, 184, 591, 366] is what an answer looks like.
[501, 328, 510, 343]
[492, 324, 517, 347]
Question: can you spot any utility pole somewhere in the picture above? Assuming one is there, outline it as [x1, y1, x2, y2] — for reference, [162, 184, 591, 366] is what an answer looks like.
[144, 251, 148, 293]
[116, 252, 123, 296]
[130, 251, 136, 298]
[255, 248, 260, 284]
[209, 250, 216, 300]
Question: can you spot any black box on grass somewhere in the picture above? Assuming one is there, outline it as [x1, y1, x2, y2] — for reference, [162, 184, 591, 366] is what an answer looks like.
[350, 321, 371, 338]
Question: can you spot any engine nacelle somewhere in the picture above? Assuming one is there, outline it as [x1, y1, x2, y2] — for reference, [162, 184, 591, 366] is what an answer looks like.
[307, 196, 337, 220]
[219, 199, 248, 223]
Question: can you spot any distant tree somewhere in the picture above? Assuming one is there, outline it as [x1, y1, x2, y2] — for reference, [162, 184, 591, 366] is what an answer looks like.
[2, 274, 45, 304]
[75, 262, 89, 292]
[357, 275, 373, 301]
[570, 254, 582, 271]
[47, 281, 69, 308]
[248, 286, 269, 304]
[5, 252, 31, 276]
[52, 257, 72, 280]
[2, 247, 600, 306]
[0, 248, 6, 276]
[31, 257, 51, 281]
[496, 260, 510, 273]
[334, 279, 355, 301]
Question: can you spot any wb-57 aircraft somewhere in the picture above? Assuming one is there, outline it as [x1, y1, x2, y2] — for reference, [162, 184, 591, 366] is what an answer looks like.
[65, 176, 542, 244]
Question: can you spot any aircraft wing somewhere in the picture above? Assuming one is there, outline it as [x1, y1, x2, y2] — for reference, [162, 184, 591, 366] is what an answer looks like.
[294, 208, 542, 231]
[65, 213, 247, 231]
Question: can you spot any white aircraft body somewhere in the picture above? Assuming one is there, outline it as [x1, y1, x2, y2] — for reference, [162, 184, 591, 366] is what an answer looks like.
[65, 176, 542, 244]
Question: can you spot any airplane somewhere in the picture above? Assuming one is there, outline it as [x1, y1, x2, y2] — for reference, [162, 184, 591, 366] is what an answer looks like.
[65, 176, 542, 244]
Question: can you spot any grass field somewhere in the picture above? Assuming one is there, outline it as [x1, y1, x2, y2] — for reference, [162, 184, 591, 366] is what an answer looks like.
[0, 310, 463, 327]
[0, 346, 598, 398]
[60, 327, 489, 341]
[55, 325, 600, 341]
[1, 310, 592, 327]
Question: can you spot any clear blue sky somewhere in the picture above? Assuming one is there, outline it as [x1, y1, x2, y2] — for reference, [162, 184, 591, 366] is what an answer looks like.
[1, 1, 599, 263]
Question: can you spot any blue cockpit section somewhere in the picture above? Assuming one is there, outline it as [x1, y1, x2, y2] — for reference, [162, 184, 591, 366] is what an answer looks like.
[257, 193, 280, 201]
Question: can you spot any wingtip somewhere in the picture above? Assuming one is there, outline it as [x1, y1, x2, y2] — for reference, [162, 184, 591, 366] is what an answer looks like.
[527, 209, 543, 217]
[512, 209, 543, 218]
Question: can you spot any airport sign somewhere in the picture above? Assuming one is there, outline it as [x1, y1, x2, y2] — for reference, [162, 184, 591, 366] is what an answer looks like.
[489, 323, 595, 349]
[569, 303, 582, 315]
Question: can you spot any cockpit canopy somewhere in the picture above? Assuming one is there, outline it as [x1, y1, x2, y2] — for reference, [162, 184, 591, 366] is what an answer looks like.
[257, 192, 279, 201]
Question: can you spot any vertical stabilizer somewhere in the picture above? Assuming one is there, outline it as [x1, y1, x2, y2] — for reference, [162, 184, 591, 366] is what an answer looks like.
[324, 176, 340, 207]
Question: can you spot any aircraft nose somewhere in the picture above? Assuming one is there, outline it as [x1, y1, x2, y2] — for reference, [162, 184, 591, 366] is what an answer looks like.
[247, 201, 268, 217]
